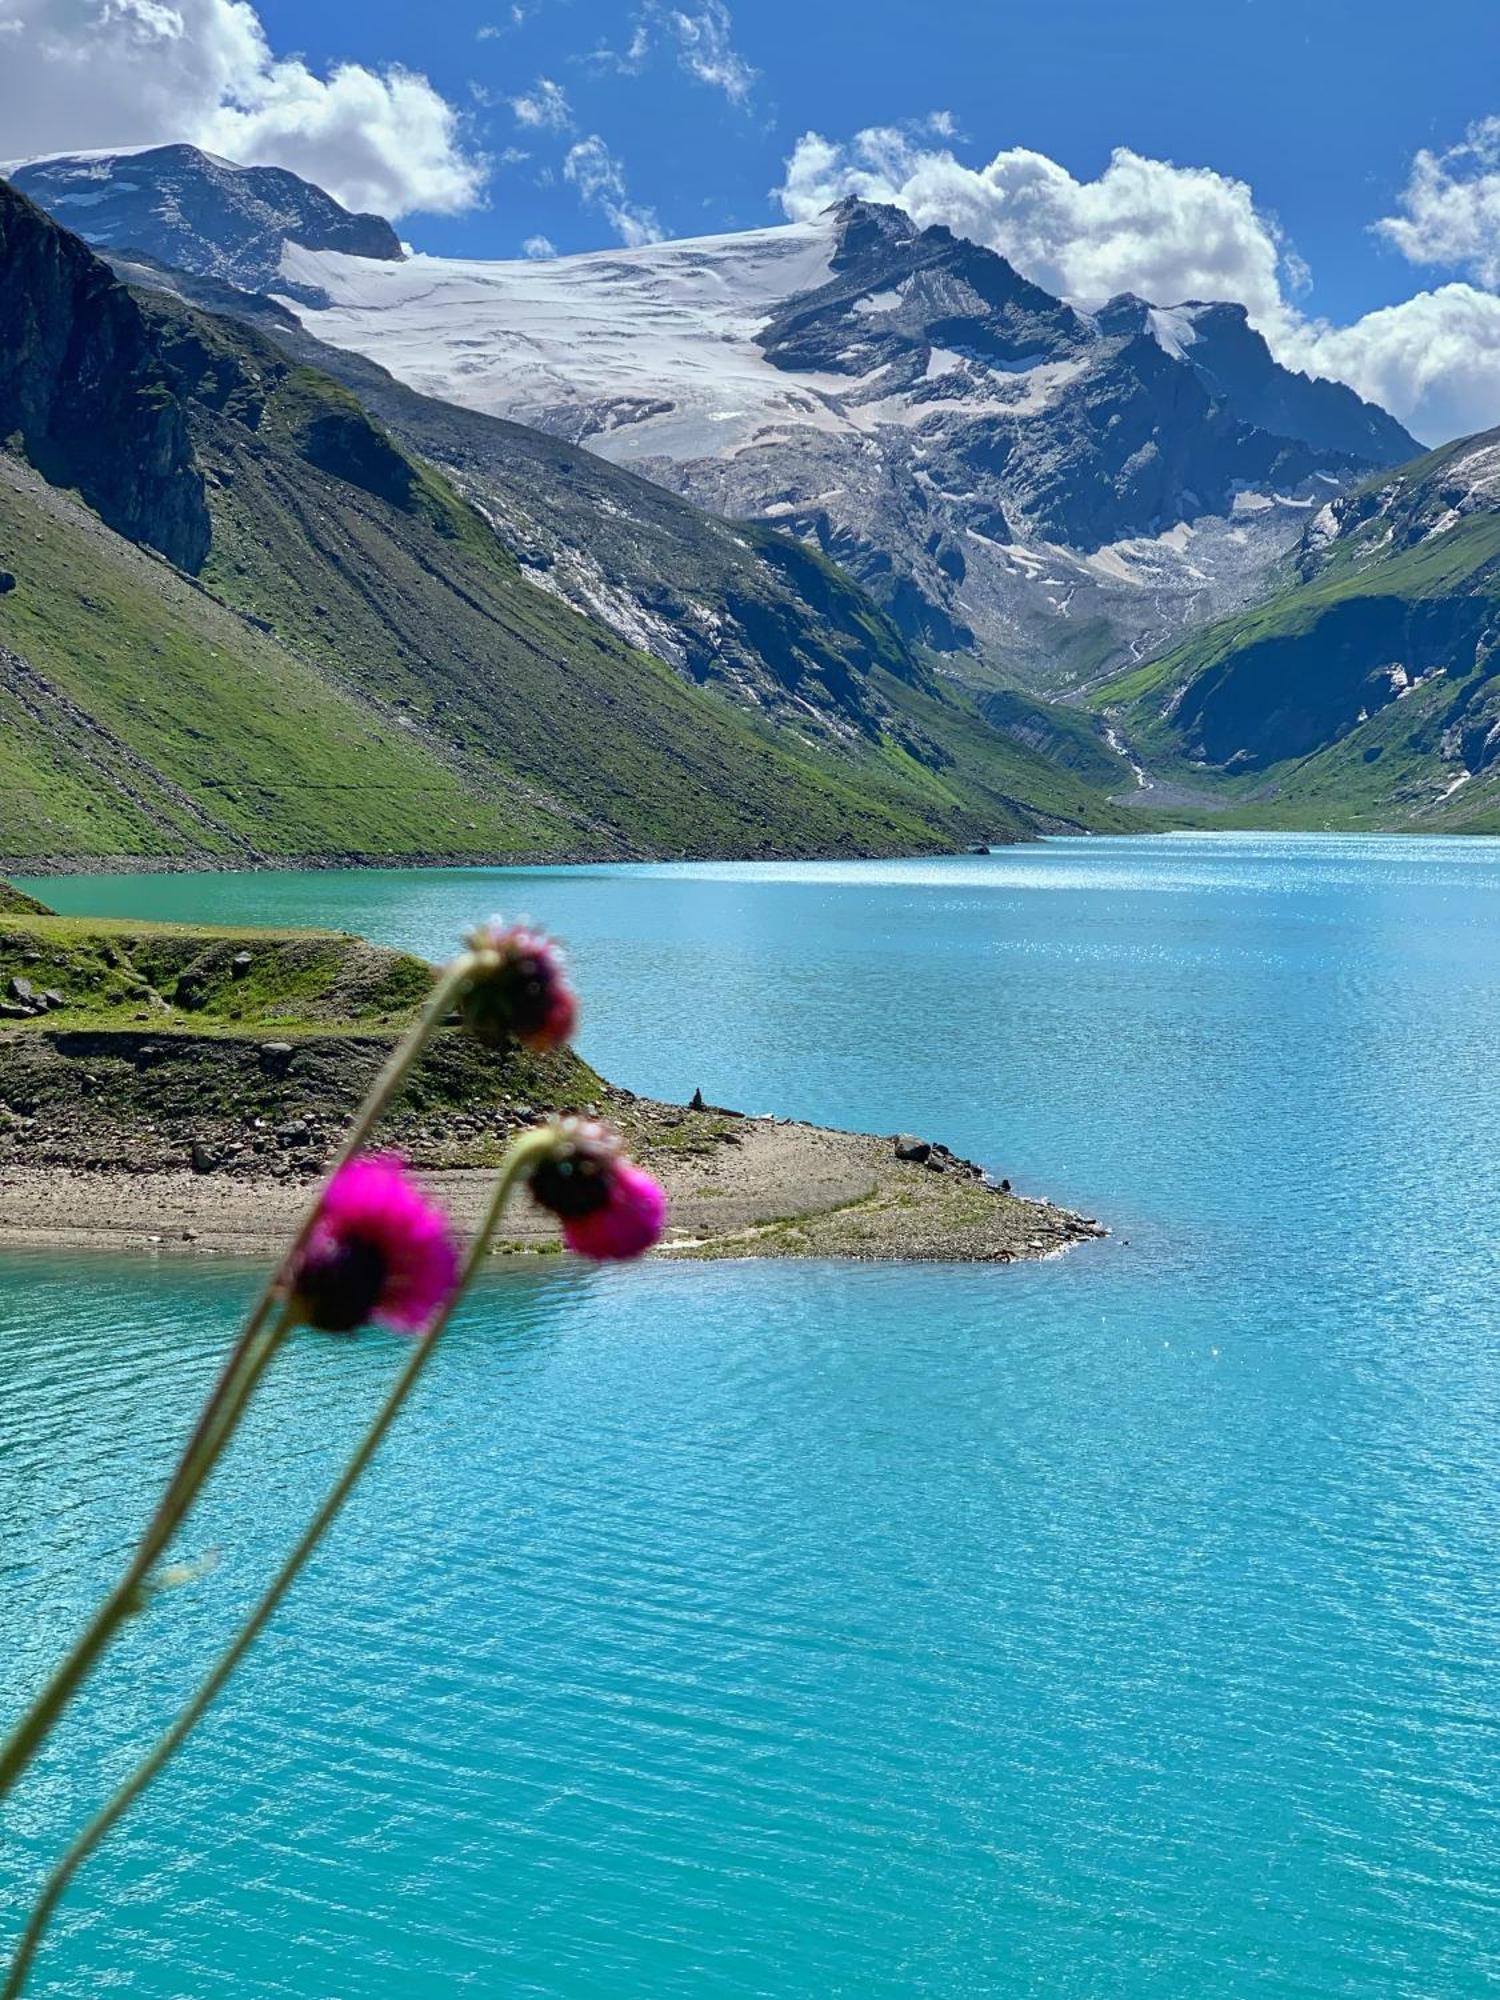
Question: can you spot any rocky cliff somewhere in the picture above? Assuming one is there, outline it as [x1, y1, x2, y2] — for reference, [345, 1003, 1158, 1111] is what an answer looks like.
[0, 180, 209, 569]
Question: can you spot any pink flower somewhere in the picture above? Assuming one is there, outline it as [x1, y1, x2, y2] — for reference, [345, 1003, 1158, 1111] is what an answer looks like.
[291, 1156, 460, 1334]
[463, 920, 578, 1053]
[527, 1121, 667, 1261]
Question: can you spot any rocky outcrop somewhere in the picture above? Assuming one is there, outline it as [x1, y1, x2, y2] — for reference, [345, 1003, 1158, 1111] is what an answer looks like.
[0, 179, 209, 569]
[8, 146, 401, 298]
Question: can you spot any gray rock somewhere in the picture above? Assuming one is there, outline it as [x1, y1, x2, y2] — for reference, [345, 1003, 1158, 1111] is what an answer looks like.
[894, 1134, 931, 1163]
[190, 1141, 219, 1174]
[8, 977, 34, 1003]
[230, 951, 254, 979]
[42, 990, 65, 1010]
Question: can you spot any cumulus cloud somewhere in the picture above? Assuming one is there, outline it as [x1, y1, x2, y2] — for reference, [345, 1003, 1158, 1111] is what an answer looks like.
[777, 125, 1291, 320]
[775, 121, 1500, 444]
[510, 76, 572, 132]
[1376, 118, 1500, 287]
[1286, 289, 1500, 450]
[522, 232, 557, 259]
[0, 0, 486, 217]
[563, 135, 663, 247]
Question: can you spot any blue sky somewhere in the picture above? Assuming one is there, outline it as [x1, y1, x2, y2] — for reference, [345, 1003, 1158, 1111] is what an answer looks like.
[240, 0, 1499, 327]
[3, 0, 1500, 435]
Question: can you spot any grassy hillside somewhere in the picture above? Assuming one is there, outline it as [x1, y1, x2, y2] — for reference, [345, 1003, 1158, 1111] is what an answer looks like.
[1094, 432, 1500, 831]
[0, 908, 603, 1176]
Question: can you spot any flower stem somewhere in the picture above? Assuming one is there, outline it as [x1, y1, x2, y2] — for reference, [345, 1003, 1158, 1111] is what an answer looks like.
[0, 955, 481, 1805]
[2, 1130, 552, 2000]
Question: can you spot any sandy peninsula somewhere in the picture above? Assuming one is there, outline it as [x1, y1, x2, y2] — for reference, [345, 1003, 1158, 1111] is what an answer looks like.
[0, 1104, 1104, 1264]
[0, 908, 1104, 1265]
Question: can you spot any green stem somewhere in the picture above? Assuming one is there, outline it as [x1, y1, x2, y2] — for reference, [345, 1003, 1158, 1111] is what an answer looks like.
[0, 955, 481, 1805]
[2, 1130, 552, 2000]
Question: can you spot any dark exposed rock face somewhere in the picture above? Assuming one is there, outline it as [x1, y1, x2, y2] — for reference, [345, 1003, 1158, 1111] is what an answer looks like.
[8, 146, 402, 298]
[0, 179, 209, 570]
[640, 201, 1422, 690]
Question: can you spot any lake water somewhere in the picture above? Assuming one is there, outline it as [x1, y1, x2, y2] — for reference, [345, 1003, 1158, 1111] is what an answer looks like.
[2, 835, 1496, 1997]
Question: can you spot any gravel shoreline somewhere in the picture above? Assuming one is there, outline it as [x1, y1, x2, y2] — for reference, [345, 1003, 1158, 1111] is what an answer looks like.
[0, 1119, 1105, 1265]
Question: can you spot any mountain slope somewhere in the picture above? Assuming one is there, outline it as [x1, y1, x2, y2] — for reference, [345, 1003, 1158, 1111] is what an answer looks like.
[251, 192, 1414, 693]
[1094, 430, 1500, 830]
[0, 178, 1127, 866]
[97, 247, 972, 746]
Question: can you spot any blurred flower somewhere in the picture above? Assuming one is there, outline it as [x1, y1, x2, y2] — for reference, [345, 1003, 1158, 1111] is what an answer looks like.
[528, 1120, 666, 1261]
[462, 920, 578, 1052]
[291, 1156, 459, 1334]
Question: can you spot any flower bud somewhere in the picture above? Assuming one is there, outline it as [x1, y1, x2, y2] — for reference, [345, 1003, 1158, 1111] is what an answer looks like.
[290, 1156, 460, 1334]
[527, 1120, 666, 1261]
[462, 921, 578, 1053]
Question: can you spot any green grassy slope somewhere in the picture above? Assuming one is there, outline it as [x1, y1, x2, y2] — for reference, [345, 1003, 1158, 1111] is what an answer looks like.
[1093, 432, 1500, 830]
[0, 910, 604, 1175]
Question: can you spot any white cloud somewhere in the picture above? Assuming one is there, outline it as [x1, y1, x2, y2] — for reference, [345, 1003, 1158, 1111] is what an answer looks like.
[522, 232, 557, 259]
[1376, 118, 1500, 287]
[586, 2, 753, 104]
[563, 134, 663, 247]
[0, 0, 486, 217]
[661, 2, 755, 104]
[775, 121, 1500, 444]
[510, 76, 572, 132]
[777, 126, 1290, 320]
[1285, 289, 1500, 451]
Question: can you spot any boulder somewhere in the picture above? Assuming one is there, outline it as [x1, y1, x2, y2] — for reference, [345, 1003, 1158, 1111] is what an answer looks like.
[893, 1134, 931, 1163]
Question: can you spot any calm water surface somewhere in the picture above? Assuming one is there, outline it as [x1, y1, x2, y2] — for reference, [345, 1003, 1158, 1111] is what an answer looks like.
[2, 835, 1496, 1996]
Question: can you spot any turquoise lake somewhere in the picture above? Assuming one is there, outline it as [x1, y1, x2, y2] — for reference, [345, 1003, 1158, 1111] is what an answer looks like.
[2, 834, 1496, 1996]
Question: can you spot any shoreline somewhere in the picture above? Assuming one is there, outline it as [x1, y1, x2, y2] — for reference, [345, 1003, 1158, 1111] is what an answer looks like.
[0, 1119, 1105, 1266]
[0, 836, 1019, 881]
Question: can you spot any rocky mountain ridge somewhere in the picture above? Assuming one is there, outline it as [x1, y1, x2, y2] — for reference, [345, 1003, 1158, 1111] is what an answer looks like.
[10, 151, 1419, 694]
[7, 145, 402, 298]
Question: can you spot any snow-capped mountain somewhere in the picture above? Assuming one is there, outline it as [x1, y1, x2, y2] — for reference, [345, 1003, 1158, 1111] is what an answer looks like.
[5, 146, 402, 298]
[7, 149, 1421, 689]
[265, 195, 1418, 689]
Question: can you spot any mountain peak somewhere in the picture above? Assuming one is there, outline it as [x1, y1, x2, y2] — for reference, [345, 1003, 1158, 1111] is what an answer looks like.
[5, 144, 402, 298]
[825, 195, 920, 268]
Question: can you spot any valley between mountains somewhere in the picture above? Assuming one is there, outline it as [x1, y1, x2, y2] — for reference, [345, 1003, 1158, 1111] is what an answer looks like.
[4, 143, 1500, 855]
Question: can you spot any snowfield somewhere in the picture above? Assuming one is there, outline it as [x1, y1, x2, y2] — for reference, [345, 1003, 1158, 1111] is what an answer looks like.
[279, 218, 844, 461]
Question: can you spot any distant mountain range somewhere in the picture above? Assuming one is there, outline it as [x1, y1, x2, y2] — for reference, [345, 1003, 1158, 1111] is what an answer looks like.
[8, 142, 1498, 842]
[10, 148, 1421, 694]
[5, 145, 402, 295]
[0, 172, 1129, 869]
